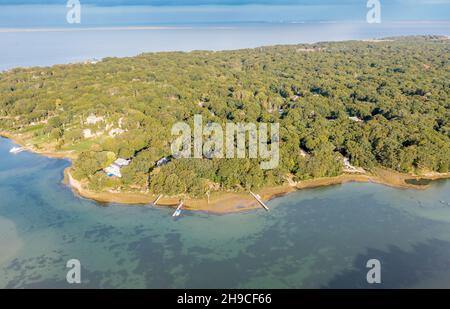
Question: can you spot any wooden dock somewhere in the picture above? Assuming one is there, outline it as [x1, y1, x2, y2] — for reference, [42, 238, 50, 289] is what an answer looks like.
[250, 191, 269, 211]
[153, 194, 163, 205]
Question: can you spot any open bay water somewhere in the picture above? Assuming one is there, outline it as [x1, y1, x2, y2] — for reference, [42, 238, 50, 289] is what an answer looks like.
[1, 137, 450, 288]
[2, 21, 449, 71]
[0, 5, 449, 71]
[1, 4, 450, 288]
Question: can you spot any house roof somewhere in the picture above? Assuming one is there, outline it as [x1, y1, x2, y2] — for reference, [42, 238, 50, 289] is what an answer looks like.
[105, 165, 122, 177]
[114, 158, 130, 166]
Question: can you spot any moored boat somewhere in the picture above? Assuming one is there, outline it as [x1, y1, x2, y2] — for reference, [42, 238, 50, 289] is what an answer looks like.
[9, 147, 25, 154]
[172, 202, 184, 217]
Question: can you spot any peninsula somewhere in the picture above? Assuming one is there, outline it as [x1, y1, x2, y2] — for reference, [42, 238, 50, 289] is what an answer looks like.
[1, 35, 449, 213]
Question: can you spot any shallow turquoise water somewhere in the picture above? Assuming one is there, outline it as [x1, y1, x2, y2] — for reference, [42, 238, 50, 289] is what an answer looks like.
[1, 136, 450, 288]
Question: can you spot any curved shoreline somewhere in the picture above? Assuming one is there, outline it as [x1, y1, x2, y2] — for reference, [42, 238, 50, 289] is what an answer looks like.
[63, 167, 450, 214]
[2, 132, 450, 214]
[0, 131, 77, 160]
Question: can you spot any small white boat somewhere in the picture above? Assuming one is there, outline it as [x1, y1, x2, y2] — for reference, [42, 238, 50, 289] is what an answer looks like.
[9, 147, 25, 154]
[172, 202, 184, 217]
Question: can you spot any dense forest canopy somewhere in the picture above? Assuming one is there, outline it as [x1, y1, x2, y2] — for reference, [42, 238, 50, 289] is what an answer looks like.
[0, 35, 449, 197]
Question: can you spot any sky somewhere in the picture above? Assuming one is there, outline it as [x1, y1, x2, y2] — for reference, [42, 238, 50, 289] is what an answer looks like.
[0, 0, 449, 5]
[0, 0, 448, 26]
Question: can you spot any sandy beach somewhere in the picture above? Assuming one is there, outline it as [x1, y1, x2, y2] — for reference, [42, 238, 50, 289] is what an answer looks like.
[2, 131, 449, 214]
[64, 167, 450, 214]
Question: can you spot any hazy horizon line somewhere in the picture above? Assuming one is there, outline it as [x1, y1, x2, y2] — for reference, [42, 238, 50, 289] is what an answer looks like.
[1, 20, 450, 32]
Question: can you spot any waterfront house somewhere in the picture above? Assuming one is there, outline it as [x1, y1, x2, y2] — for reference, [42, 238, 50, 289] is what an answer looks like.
[105, 158, 131, 178]
[105, 164, 122, 178]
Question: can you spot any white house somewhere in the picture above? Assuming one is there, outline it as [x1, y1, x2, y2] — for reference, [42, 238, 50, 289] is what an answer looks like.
[109, 128, 125, 137]
[83, 129, 93, 138]
[343, 157, 366, 174]
[86, 114, 104, 125]
[105, 164, 122, 178]
[349, 116, 363, 122]
[114, 158, 131, 167]
[104, 158, 131, 178]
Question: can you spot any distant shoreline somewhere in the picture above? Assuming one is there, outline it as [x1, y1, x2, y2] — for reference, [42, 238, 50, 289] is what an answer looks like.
[1, 24, 448, 34]
[1, 26, 448, 73]
[1, 20, 450, 33]
[2, 132, 449, 214]
[0, 26, 237, 33]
